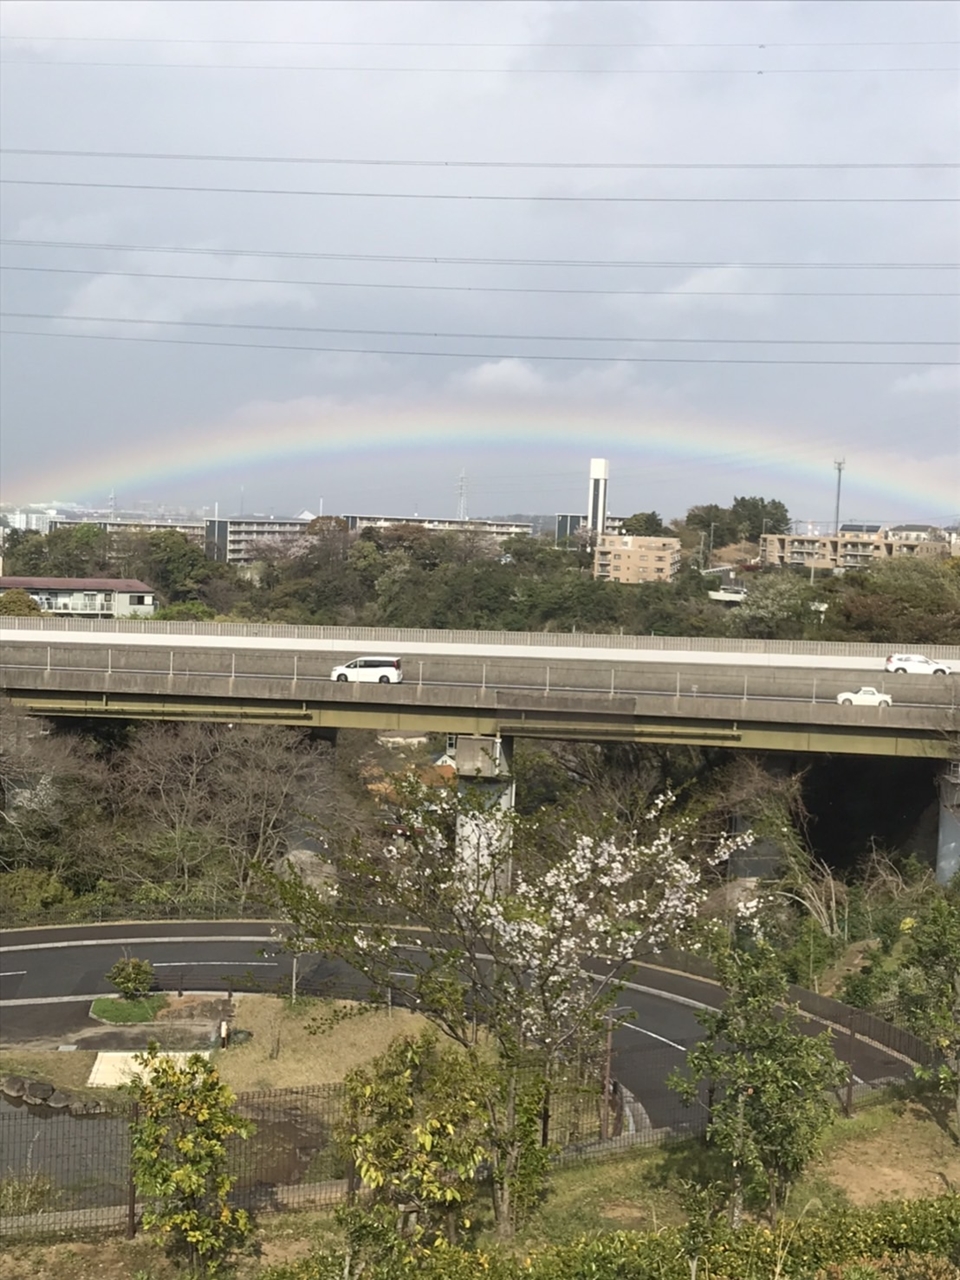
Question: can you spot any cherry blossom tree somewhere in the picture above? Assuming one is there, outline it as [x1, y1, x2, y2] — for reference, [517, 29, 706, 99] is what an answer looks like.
[270, 775, 748, 1233]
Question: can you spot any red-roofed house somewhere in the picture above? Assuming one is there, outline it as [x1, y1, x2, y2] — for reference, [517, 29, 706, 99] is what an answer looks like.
[0, 577, 159, 618]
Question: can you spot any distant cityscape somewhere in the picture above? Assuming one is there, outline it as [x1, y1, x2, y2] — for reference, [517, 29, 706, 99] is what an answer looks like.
[2, 457, 957, 584]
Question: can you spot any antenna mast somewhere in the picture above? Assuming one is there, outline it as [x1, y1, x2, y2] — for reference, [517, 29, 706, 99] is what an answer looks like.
[833, 459, 845, 535]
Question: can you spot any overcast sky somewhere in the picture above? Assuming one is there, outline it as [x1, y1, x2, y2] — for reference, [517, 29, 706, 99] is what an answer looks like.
[1, 0, 957, 527]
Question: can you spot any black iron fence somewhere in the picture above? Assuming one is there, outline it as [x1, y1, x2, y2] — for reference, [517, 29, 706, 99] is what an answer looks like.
[0, 1058, 696, 1241]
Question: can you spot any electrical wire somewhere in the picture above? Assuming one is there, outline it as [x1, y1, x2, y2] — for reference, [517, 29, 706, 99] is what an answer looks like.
[3, 178, 953, 203]
[4, 311, 952, 347]
[4, 147, 956, 171]
[2, 325, 954, 367]
[4, 36, 956, 48]
[5, 263, 953, 299]
[4, 238, 952, 271]
[2, 58, 955, 74]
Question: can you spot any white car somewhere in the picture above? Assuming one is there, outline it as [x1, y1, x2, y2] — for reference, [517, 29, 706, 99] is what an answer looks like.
[884, 653, 951, 676]
[331, 656, 403, 684]
[837, 687, 892, 708]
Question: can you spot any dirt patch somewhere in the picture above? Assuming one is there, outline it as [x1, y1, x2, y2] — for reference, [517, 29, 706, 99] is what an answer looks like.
[598, 1200, 655, 1229]
[819, 1101, 960, 1205]
[71, 1023, 217, 1052]
[0, 1240, 167, 1280]
[0, 1233, 323, 1280]
[819, 939, 880, 997]
[216, 993, 432, 1091]
[155, 993, 231, 1022]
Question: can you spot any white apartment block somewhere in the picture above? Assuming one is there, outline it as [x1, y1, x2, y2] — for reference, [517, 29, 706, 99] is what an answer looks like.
[48, 517, 205, 544]
[343, 515, 533, 540]
[204, 517, 312, 565]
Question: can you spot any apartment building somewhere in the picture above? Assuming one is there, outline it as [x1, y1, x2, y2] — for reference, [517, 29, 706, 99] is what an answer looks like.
[48, 517, 205, 544]
[204, 517, 312, 565]
[760, 523, 957, 572]
[343, 515, 532, 540]
[593, 534, 683, 584]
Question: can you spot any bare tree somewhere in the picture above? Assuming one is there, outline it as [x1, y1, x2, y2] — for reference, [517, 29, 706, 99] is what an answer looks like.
[116, 722, 340, 909]
[0, 698, 112, 878]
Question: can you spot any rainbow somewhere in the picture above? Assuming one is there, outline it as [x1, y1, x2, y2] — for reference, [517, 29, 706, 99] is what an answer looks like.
[4, 397, 958, 518]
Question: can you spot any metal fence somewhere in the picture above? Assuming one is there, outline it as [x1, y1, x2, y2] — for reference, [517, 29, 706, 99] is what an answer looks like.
[0, 950, 936, 1239]
[0, 1013, 921, 1242]
[0, 1055, 699, 1241]
[4, 614, 960, 661]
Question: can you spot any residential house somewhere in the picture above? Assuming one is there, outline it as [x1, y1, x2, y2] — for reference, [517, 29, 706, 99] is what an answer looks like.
[0, 576, 158, 617]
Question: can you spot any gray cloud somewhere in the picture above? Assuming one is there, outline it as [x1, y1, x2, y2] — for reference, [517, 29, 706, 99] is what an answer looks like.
[1, 0, 957, 524]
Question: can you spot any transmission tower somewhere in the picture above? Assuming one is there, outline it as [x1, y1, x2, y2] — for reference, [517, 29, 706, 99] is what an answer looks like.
[456, 469, 468, 522]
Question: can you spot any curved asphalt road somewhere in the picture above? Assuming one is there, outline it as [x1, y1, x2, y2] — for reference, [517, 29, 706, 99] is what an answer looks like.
[0, 922, 912, 1129]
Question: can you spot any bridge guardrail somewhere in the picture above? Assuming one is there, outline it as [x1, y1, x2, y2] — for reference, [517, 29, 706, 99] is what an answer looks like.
[4, 615, 959, 661]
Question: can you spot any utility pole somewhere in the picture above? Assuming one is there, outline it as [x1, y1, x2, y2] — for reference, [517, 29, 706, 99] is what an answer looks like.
[833, 459, 845, 535]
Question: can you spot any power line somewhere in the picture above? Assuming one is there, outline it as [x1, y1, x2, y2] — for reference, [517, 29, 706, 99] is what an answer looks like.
[4, 36, 956, 48]
[3, 323, 955, 366]
[6, 264, 954, 299]
[4, 238, 952, 271]
[3, 178, 954, 203]
[2, 58, 955, 74]
[4, 147, 956, 171]
[5, 311, 953, 347]
[5, 309, 957, 345]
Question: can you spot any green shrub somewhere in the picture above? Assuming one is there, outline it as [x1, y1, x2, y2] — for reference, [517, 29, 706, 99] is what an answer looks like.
[840, 958, 892, 1010]
[819, 1255, 960, 1280]
[781, 916, 844, 988]
[257, 1194, 960, 1279]
[106, 955, 155, 1000]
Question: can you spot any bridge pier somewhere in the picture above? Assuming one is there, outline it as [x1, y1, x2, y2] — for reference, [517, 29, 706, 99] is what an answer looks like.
[452, 735, 515, 897]
[937, 763, 960, 887]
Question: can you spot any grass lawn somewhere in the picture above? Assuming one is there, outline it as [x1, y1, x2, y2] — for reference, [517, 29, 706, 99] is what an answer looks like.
[215, 993, 433, 1091]
[90, 993, 168, 1024]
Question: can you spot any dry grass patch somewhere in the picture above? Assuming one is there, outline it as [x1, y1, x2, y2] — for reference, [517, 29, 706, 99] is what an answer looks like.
[0, 1049, 100, 1097]
[814, 1099, 960, 1206]
[0, 1229, 327, 1280]
[216, 993, 433, 1091]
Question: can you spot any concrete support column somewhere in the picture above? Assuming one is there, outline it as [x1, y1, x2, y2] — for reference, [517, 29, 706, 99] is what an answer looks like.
[936, 763, 960, 887]
[452, 735, 514, 897]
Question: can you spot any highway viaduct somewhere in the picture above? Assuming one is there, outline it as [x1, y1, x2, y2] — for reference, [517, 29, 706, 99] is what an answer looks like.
[2, 618, 959, 880]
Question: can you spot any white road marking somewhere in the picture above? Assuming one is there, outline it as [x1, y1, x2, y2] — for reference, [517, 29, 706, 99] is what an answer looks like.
[619, 1023, 686, 1052]
[152, 961, 277, 968]
[0, 970, 27, 977]
[0, 934, 278, 954]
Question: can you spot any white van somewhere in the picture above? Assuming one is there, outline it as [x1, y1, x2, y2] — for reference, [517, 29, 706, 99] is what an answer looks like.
[884, 654, 951, 676]
[330, 656, 403, 684]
